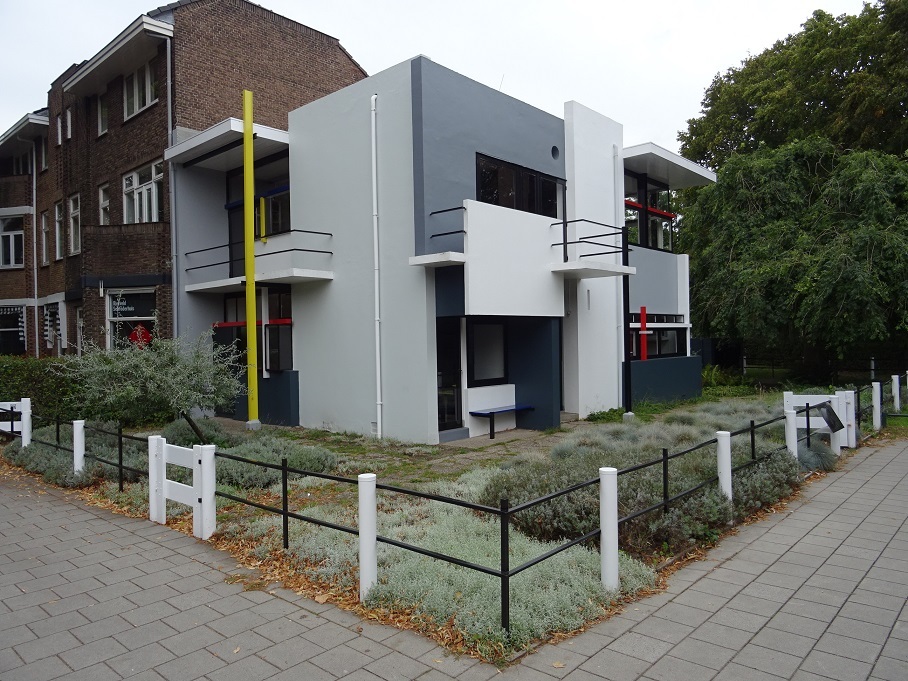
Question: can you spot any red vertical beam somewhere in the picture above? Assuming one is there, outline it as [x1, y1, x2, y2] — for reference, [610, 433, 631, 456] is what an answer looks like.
[640, 306, 648, 361]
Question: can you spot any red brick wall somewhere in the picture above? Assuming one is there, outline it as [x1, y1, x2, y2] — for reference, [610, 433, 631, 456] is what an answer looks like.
[0, 175, 30, 208]
[172, 0, 367, 132]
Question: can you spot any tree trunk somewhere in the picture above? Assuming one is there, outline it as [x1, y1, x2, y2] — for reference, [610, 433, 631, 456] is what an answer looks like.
[181, 410, 206, 443]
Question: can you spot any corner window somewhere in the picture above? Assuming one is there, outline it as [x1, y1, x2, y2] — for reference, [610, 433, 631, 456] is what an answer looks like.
[54, 202, 64, 259]
[625, 172, 676, 252]
[630, 327, 687, 360]
[123, 161, 164, 223]
[124, 59, 157, 119]
[69, 194, 81, 254]
[98, 93, 108, 135]
[477, 155, 562, 219]
[0, 217, 24, 268]
[99, 184, 110, 225]
[467, 318, 507, 387]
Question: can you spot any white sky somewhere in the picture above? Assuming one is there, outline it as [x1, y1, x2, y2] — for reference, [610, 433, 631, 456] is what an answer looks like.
[0, 0, 870, 154]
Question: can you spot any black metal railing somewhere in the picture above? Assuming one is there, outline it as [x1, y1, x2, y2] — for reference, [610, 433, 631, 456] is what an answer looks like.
[184, 229, 334, 272]
[550, 218, 627, 263]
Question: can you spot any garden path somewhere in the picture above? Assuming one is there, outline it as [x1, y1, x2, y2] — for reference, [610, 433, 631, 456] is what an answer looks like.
[1, 438, 907, 681]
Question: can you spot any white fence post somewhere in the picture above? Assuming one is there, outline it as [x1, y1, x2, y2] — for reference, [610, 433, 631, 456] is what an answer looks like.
[872, 382, 882, 431]
[893, 375, 901, 412]
[198, 444, 216, 540]
[358, 473, 377, 602]
[829, 396, 842, 456]
[837, 390, 857, 448]
[20, 397, 31, 448]
[73, 420, 85, 473]
[148, 436, 166, 525]
[716, 431, 732, 502]
[785, 410, 798, 458]
[599, 467, 620, 591]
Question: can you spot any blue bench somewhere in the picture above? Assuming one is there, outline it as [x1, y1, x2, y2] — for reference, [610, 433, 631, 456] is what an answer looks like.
[468, 404, 534, 439]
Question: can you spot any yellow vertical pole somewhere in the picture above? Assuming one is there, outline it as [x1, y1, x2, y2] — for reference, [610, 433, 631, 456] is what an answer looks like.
[243, 90, 260, 428]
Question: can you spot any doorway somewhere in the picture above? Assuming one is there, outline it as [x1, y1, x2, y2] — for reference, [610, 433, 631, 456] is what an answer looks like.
[436, 317, 462, 431]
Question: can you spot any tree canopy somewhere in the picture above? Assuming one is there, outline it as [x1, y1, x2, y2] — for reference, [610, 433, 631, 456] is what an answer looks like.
[679, 0, 908, 169]
[679, 138, 908, 364]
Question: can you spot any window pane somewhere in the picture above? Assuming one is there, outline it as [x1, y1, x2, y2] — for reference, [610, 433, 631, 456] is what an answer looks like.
[660, 330, 678, 355]
[478, 157, 516, 209]
[13, 234, 23, 264]
[125, 195, 135, 223]
[138, 166, 152, 185]
[125, 74, 135, 115]
[472, 323, 505, 382]
[520, 171, 537, 214]
[137, 65, 147, 108]
[539, 177, 558, 218]
[625, 208, 640, 244]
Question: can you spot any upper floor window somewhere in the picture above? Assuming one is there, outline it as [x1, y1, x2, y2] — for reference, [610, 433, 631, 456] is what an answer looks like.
[40, 212, 49, 265]
[259, 188, 291, 237]
[98, 93, 108, 135]
[69, 194, 81, 254]
[56, 115, 62, 146]
[0, 217, 24, 268]
[99, 184, 110, 225]
[476, 154, 561, 219]
[54, 202, 64, 259]
[39, 137, 47, 170]
[65, 108, 72, 140]
[124, 161, 163, 223]
[124, 59, 157, 119]
[12, 152, 30, 175]
[625, 172, 676, 252]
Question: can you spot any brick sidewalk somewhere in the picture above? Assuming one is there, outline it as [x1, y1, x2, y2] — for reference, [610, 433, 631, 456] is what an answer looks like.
[2, 441, 907, 680]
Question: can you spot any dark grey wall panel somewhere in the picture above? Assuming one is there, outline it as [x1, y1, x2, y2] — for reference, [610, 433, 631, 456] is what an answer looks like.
[232, 371, 300, 426]
[629, 356, 702, 403]
[413, 57, 566, 255]
[507, 317, 561, 430]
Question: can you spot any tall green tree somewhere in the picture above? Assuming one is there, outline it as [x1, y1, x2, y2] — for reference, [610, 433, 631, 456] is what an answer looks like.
[680, 138, 908, 366]
[679, 0, 908, 169]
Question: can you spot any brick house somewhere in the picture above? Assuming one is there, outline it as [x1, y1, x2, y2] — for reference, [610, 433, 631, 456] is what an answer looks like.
[0, 0, 365, 356]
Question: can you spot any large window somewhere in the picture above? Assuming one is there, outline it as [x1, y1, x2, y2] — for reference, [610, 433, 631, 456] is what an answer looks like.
[0, 307, 25, 355]
[0, 217, 24, 268]
[107, 290, 155, 348]
[630, 328, 687, 360]
[69, 194, 81, 254]
[124, 59, 157, 119]
[625, 172, 677, 252]
[477, 155, 561, 219]
[467, 318, 507, 387]
[124, 161, 163, 223]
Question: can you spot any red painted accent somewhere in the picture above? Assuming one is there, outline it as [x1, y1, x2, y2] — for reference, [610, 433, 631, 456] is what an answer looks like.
[212, 318, 292, 329]
[646, 206, 677, 219]
[640, 306, 647, 361]
[624, 199, 643, 210]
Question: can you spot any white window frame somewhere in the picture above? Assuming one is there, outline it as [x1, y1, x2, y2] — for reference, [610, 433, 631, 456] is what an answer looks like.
[0, 217, 24, 269]
[56, 115, 62, 146]
[123, 161, 164, 224]
[123, 59, 157, 120]
[40, 136, 47, 170]
[98, 93, 108, 136]
[65, 108, 72, 140]
[69, 194, 81, 254]
[99, 184, 110, 225]
[54, 202, 64, 259]
[41, 212, 49, 265]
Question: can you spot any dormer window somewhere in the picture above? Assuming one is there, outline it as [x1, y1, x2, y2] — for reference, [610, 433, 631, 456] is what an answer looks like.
[124, 59, 157, 120]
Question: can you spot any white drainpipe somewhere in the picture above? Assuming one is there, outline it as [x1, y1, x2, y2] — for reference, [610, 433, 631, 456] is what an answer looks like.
[371, 94, 383, 438]
[165, 36, 178, 338]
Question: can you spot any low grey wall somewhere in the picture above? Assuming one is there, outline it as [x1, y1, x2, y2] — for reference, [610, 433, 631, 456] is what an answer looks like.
[629, 356, 702, 404]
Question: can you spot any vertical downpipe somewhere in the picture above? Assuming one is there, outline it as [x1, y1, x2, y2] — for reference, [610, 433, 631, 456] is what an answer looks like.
[30, 142, 39, 357]
[371, 94, 383, 439]
[165, 36, 178, 338]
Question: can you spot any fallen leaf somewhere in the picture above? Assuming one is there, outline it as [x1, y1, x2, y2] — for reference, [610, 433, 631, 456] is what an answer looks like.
[233, 646, 240, 654]
[553, 662, 566, 669]
[314, 594, 330, 604]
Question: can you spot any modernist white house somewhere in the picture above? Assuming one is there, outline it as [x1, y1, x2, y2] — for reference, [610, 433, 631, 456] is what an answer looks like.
[165, 57, 714, 444]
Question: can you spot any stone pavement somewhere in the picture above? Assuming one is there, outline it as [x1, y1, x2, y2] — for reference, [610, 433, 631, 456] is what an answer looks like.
[1, 441, 907, 681]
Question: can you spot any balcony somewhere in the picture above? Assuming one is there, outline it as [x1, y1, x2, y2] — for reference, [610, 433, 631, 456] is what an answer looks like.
[410, 200, 634, 316]
[182, 228, 333, 294]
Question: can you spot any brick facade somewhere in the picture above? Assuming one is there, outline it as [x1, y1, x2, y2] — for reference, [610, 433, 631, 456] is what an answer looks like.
[0, 0, 365, 357]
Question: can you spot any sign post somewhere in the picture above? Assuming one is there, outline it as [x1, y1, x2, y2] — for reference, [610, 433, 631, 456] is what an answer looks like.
[243, 90, 260, 430]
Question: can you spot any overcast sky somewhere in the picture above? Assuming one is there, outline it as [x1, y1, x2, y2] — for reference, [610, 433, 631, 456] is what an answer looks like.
[0, 0, 870, 154]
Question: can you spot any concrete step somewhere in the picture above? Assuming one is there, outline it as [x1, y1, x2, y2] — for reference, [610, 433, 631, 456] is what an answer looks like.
[560, 411, 579, 423]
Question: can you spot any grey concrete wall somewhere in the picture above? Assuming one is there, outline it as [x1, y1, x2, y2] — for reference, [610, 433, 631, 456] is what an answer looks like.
[628, 247, 680, 314]
[413, 58, 565, 256]
[629, 356, 702, 403]
[289, 59, 438, 443]
[172, 164, 229, 338]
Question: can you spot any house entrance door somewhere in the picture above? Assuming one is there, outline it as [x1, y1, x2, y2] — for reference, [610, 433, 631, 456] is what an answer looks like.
[436, 317, 462, 431]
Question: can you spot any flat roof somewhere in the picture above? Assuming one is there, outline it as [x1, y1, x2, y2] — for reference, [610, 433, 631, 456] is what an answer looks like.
[623, 142, 715, 189]
[0, 112, 49, 157]
[62, 15, 174, 97]
[165, 118, 289, 171]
